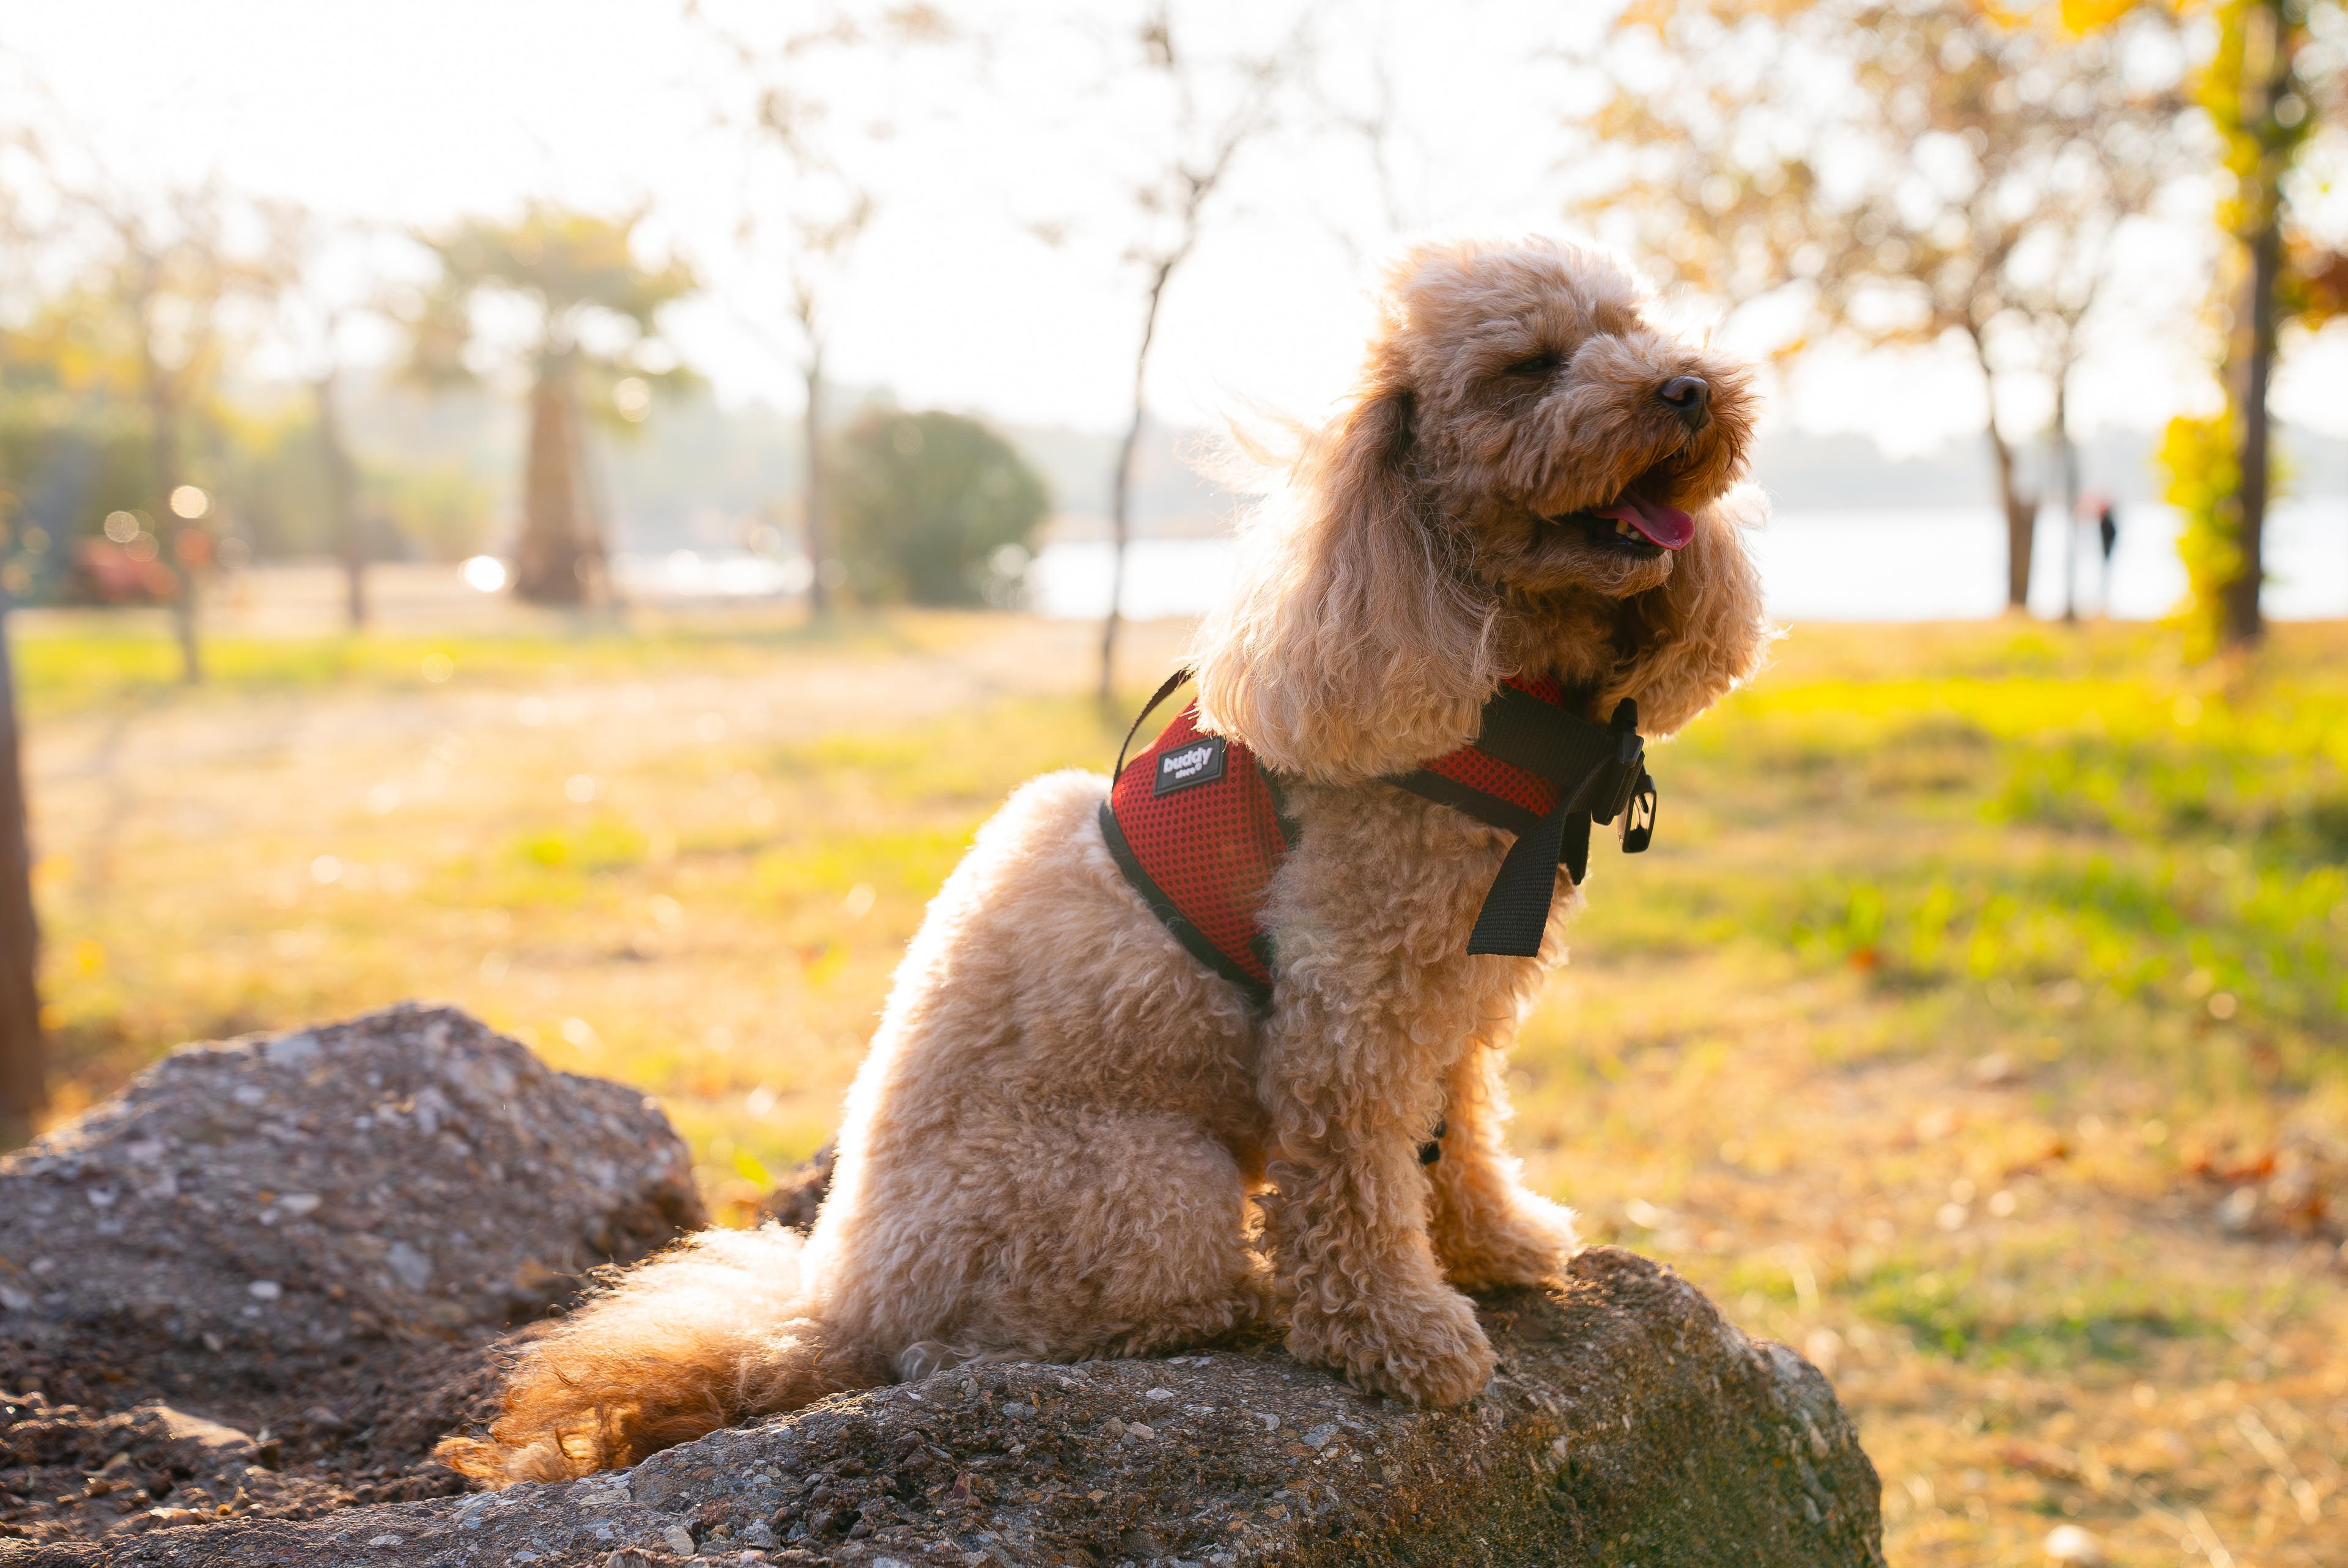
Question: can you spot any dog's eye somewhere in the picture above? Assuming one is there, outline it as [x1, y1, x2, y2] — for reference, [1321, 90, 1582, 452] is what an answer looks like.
[1503, 352, 1560, 378]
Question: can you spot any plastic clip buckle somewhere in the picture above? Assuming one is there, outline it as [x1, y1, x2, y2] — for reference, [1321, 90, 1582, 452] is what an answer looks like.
[1619, 771, 1657, 853]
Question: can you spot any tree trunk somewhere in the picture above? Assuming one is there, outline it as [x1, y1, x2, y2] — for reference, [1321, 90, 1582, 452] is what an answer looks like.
[1101, 403, 1148, 705]
[1966, 329, 2035, 614]
[0, 598, 42, 1149]
[2217, 0, 2299, 650]
[146, 391, 202, 683]
[1101, 262, 1175, 705]
[1987, 427, 2036, 614]
[2054, 369, 2080, 625]
[803, 348, 830, 617]
[2226, 208, 2281, 649]
[569, 378, 610, 602]
[315, 372, 366, 629]
[168, 532, 202, 682]
[512, 364, 596, 605]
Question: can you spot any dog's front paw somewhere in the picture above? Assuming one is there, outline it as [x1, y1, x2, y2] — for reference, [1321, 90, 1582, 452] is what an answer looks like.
[1287, 1287, 1496, 1408]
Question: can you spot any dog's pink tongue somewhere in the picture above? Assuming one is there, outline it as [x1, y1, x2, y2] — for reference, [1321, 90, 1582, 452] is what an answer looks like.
[1592, 492, 1696, 550]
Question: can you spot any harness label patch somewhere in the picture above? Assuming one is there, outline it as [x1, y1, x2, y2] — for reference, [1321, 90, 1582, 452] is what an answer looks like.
[1153, 734, 1228, 795]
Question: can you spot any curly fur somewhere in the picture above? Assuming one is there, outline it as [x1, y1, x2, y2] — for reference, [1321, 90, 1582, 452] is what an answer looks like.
[440, 237, 1774, 1484]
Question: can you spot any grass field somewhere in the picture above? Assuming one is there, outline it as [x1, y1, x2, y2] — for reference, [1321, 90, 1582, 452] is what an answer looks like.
[18, 592, 2348, 1567]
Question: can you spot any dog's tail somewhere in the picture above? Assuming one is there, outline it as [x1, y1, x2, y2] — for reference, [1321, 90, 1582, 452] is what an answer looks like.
[435, 1224, 885, 1485]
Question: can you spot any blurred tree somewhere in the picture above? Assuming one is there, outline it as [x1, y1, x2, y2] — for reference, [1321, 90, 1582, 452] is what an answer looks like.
[833, 408, 1050, 605]
[56, 183, 256, 679]
[257, 203, 380, 627]
[0, 160, 273, 1133]
[1316, 0, 1429, 262]
[695, 0, 953, 619]
[408, 207, 695, 604]
[195, 397, 469, 567]
[207, 397, 325, 560]
[1094, 1, 1315, 701]
[314, 355, 364, 620]
[0, 606, 34, 1147]
[1567, 0, 2188, 616]
[0, 122, 40, 1145]
[0, 385, 150, 601]
[2289, 240, 2348, 328]
[367, 462, 494, 562]
[2160, 0, 2343, 650]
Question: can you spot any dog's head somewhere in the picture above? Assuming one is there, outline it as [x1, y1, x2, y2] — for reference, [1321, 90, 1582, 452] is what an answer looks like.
[1373, 238, 1756, 600]
[1193, 238, 1773, 783]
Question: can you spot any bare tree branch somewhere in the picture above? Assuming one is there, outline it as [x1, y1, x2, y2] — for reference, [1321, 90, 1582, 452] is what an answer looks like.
[694, 0, 954, 616]
[1564, 0, 2193, 614]
[1098, 1, 1320, 703]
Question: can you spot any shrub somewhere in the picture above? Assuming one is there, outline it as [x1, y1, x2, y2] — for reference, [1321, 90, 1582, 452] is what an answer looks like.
[832, 410, 1049, 606]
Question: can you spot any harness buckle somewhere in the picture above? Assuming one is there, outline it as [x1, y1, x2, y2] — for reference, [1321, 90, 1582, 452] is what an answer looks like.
[1619, 770, 1657, 854]
[1589, 699, 1648, 826]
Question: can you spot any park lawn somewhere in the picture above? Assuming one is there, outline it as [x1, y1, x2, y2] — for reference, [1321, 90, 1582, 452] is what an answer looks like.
[9, 603, 994, 723]
[20, 607, 2348, 1567]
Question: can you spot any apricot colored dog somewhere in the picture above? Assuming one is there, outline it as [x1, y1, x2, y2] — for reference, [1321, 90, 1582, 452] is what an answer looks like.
[442, 237, 1770, 1484]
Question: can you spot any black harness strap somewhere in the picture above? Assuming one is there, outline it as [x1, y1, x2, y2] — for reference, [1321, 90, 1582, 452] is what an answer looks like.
[1468, 683, 1625, 787]
[1461, 697, 1655, 959]
[1113, 666, 1195, 783]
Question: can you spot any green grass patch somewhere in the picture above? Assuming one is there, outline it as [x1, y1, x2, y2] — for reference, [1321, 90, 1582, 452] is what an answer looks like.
[9, 608, 970, 720]
[1581, 647, 2348, 1089]
[1850, 1252, 2214, 1368]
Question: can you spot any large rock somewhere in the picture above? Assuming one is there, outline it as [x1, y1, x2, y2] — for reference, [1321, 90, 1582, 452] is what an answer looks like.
[13, 1251, 1882, 1567]
[0, 1004, 702, 1358]
[1, 1006, 705, 1553]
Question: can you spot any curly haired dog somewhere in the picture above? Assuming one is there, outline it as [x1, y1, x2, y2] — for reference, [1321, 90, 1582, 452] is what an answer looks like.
[440, 236, 1770, 1484]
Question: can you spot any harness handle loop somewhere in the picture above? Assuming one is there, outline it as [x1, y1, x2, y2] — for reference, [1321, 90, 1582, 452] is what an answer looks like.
[1113, 666, 1195, 783]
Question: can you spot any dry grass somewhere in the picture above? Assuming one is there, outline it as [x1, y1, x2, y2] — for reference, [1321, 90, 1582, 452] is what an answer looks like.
[20, 581, 2348, 1566]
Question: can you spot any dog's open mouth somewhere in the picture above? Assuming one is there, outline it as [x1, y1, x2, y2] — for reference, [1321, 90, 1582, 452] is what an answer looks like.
[1543, 473, 1696, 558]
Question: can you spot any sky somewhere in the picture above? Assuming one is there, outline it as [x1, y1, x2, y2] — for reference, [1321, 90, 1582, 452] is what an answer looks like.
[6, 0, 2345, 450]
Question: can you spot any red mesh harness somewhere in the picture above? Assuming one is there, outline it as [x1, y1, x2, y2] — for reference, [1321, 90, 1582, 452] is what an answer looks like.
[1099, 669, 1656, 1008]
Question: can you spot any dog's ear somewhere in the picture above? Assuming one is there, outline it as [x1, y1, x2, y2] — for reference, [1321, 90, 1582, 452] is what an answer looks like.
[1191, 385, 1498, 783]
[1601, 485, 1773, 736]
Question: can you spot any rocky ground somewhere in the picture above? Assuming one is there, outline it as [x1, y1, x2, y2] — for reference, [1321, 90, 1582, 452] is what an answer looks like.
[1, 1005, 703, 1556]
[2, 1007, 1881, 1566]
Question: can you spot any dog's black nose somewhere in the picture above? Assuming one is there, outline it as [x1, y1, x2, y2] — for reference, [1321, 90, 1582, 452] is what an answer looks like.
[1658, 376, 1710, 427]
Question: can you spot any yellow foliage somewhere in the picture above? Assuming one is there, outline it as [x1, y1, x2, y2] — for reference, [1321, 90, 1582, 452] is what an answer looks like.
[2058, 0, 2141, 32]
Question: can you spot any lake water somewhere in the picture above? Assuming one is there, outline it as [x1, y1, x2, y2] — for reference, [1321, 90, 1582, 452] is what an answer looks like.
[1024, 499, 2348, 623]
